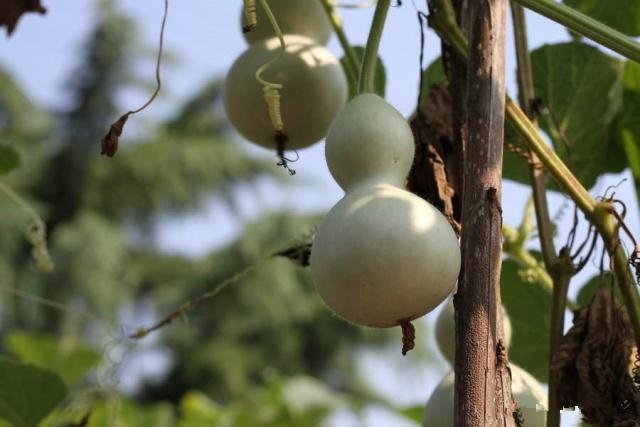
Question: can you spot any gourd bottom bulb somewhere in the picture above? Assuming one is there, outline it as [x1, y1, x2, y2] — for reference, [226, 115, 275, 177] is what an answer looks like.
[423, 365, 548, 427]
[310, 183, 461, 328]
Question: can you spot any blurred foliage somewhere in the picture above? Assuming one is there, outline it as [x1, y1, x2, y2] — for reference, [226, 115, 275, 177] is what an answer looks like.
[0, 2, 399, 426]
[0, 358, 67, 427]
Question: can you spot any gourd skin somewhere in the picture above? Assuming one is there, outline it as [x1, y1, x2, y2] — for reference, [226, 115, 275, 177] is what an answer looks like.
[311, 183, 462, 327]
[435, 298, 513, 364]
[422, 365, 547, 427]
[325, 93, 415, 191]
[310, 94, 460, 328]
[224, 35, 347, 150]
[242, 0, 333, 46]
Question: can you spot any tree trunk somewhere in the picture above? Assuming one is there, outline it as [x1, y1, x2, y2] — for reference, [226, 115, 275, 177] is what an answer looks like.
[451, 0, 516, 425]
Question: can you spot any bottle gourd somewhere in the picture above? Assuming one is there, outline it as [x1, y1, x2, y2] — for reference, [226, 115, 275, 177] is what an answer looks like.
[310, 94, 461, 328]
[424, 300, 547, 426]
[225, 2, 346, 152]
[241, 0, 333, 46]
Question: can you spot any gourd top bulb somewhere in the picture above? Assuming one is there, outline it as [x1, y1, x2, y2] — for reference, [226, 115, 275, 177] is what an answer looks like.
[242, 0, 333, 46]
[224, 35, 347, 150]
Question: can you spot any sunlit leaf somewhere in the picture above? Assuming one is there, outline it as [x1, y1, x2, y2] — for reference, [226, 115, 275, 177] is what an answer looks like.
[0, 358, 67, 427]
[617, 61, 640, 201]
[564, 0, 640, 36]
[505, 42, 626, 189]
[501, 257, 551, 382]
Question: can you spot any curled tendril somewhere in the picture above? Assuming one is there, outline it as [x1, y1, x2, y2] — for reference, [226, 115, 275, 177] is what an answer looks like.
[26, 220, 54, 273]
[0, 181, 54, 272]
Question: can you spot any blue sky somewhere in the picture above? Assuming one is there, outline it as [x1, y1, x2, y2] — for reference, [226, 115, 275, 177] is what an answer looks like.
[2, 1, 638, 426]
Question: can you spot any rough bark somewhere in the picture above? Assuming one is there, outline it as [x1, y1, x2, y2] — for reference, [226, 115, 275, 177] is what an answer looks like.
[450, 0, 516, 425]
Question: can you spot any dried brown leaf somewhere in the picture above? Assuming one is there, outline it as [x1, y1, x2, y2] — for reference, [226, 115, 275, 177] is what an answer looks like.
[0, 0, 46, 36]
[551, 286, 640, 426]
[408, 83, 462, 234]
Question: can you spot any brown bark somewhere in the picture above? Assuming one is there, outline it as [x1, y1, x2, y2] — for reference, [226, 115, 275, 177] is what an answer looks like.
[449, 0, 516, 425]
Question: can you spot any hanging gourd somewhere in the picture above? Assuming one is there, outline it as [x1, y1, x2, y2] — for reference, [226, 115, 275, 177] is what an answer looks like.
[310, 93, 461, 332]
[224, 35, 347, 151]
[427, 299, 545, 425]
[241, 0, 333, 46]
[435, 298, 513, 364]
[422, 365, 548, 427]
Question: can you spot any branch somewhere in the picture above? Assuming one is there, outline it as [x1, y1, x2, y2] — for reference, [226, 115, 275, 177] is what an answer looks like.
[451, 0, 515, 423]
[432, 0, 640, 350]
[512, 0, 640, 63]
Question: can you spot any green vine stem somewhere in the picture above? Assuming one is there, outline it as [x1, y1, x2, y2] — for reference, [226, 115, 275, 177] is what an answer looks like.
[319, 0, 360, 95]
[0, 180, 54, 272]
[510, 5, 574, 425]
[430, 0, 640, 346]
[512, 0, 640, 63]
[359, 0, 390, 94]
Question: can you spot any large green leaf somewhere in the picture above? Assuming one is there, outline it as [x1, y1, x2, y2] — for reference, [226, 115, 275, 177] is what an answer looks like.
[617, 61, 640, 201]
[0, 358, 67, 427]
[420, 56, 446, 100]
[0, 146, 20, 175]
[501, 257, 551, 383]
[564, 0, 640, 36]
[505, 42, 626, 189]
[575, 273, 622, 307]
[6, 331, 101, 385]
[340, 46, 386, 98]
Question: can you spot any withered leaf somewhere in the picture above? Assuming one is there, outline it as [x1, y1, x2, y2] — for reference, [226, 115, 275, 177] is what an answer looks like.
[551, 285, 640, 426]
[101, 113, 130, 157]
[408, 83, 462, 234]
[0, 0, 46, 36]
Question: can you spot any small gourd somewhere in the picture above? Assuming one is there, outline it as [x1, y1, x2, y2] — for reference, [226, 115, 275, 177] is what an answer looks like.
[224, 35, 348, 151]
[435, 298, 513, 364]
[310, 94, 461, 328]
[241, 0, 333, 46]
[422, 365, 548, 426]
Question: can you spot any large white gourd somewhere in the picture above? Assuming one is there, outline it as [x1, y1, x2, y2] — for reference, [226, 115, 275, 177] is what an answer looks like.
[435, 298, 513, 364]
[310, 94, 461, 328]
[224, 35, 347, 150]
[423, 365, 548, 427]
[242, 0, 333, 46]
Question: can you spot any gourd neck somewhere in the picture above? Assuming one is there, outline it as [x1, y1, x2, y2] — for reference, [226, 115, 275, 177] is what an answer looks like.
[341, 175, 405, 194]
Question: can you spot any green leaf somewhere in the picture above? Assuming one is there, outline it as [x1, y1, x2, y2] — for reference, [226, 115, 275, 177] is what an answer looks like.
[501, 257, 551, 383]
[0, 146, 21, 175]
[340, 46, 386, 98]
[6, 331, 101, 385]
[564, 0, 640, 37]
[505, 42, 626, 189]
[398, 405, 424, 423]
[420, 56, 446, 99]
[576, 273, 622, 307]
[0, 358, 67, 427]
[617, 61, 640, 201]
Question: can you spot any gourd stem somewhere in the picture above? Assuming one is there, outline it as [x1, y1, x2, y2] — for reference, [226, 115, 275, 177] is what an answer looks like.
[432, 0, 640, 349]
[512, 0, 640, 63]
[359, 0, 390, 94]
[319, 0, 360, 96]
